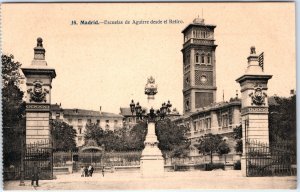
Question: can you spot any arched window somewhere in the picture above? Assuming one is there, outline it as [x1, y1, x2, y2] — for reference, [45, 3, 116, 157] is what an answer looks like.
[207, 54, 211, 65]
[201, 54, 205, 64]
[195, 53, 200, 63]
[185, 100, 190, 110]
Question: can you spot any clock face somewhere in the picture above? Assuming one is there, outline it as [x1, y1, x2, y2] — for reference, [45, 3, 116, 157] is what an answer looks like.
[200, 75, 207, 83]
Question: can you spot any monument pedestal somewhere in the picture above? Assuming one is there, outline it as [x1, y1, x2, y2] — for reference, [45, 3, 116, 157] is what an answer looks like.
[140, 121, 164, 178]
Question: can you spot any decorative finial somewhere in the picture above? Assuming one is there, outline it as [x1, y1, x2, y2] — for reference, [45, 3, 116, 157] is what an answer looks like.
[145, 76, 158, 96]
[193, 14, 205, 24]
[37, 37, 43, 47]
[34, 37, 46, 60]
[250, 46, 256, 54]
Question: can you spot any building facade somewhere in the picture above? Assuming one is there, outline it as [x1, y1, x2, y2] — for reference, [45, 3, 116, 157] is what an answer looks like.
[173, 18, 242, 156]
[50, 104, 123, 146]
[173, 98, 241, 156]
[182, 17, 217, 113]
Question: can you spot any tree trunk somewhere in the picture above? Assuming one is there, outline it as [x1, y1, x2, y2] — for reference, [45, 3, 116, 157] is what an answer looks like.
[210, 151, 213, 164]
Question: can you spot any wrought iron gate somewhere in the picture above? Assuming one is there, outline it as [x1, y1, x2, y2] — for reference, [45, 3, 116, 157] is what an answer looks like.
[25, 139, 53, 180]
[246, 139, 296, 176]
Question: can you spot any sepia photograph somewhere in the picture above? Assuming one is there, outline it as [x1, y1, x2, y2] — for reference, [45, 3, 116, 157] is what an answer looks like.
[1, 2, 297, 190]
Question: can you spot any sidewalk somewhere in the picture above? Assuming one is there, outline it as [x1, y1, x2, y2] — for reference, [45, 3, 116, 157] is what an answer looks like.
[3, 170, 297, 190]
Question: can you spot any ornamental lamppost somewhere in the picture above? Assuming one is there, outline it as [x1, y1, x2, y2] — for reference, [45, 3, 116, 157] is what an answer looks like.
[130, 76, 172, 177]
[130, 100, 172, 121]
[130, 100, 145, 121]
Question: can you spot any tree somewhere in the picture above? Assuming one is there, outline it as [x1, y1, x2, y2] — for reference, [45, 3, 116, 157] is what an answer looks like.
[126, 121, 147, 151]
[156, 118, 190, 158]
[269, 95, 296, 142]
[233, 125, 243, 153]
[196, 133, 230, 164]
[2, 54, 25, 167]
[51, 120, 77, 151]
[84, 123, 122, 151]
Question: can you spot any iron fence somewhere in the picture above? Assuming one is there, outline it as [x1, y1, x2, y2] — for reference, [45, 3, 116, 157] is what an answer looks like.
[246, 139, 296, 176]
[24, 139, 53, 180]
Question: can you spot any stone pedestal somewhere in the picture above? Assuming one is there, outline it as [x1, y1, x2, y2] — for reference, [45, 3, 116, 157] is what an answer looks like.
[21, 38, 56, 144]
[140, 122, 164, 178]
[236, 47, 272, 176]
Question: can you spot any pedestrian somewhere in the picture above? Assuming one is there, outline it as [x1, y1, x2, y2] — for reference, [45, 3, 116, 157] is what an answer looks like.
[90, 165, 94, 177]
[101, 166, 105, 177]
[84, 166, 88, 177]
[31, 162, 39, 187]
[88, 165, 92, 177]
[80, 166, 84, 177]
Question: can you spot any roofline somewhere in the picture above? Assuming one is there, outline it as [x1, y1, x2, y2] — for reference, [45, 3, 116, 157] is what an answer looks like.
[182, 23, 216, 34]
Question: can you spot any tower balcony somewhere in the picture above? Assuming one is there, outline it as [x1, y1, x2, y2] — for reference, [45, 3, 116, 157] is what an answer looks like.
[183, 38, 216, 49]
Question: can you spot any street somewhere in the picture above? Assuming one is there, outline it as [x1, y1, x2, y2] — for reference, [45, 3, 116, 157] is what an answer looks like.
[4, 170, 297, 190]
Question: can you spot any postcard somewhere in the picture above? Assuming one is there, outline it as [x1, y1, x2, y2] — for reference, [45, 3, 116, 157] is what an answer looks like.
[1, 2, 296, 190]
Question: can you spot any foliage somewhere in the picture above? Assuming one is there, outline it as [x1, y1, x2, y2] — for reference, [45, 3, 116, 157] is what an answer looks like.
[233, 125, 242, 140]
[51, 120, 77, 151]
[218, 140, 231, 155]
[156, 118, 190, 158]
[233, 160, 241, 170]
[84, 123, 131, 151]
[205, 163, 225, 171]
[269, 95, 296, 143]
[2, 54, 25, 167]
[196, 133, 230, 164]
[123, 120, 147, 151]
[235, 140, 243, 153]
[2, 54, 22, 86]
[83, 118, 189, 155]
[233, 125, 243, 153]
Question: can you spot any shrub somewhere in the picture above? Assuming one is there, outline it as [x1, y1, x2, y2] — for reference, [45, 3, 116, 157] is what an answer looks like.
[233, 160, 241, 170]
[205, 163, 225, 171]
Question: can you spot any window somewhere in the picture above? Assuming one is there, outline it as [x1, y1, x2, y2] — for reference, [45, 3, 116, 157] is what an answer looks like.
[222, 114, 228, 128]
[78, 119, 82, 124]
[87, 119, 91, 124]
[186, 77, 189, 84]
[193, 122, 197, 131]
[56, 113, 60, 119]
[78, 126, 82, 134]
[195, 53, 200, 63]
[106, 120, 109, 123]
[96, 119, 100, 124]
[68, 119, 73, 123]
[207, 118, 211, 129]
[78, 136, 82, 141]
[185, 100, 190, 111]
[114, 120, 118, 124]
[207, 54, 211, 64]
[201, 54, 205, 64]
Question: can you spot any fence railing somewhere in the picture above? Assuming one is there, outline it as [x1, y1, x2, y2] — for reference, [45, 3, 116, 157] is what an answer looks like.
[246, 139, 296, 177]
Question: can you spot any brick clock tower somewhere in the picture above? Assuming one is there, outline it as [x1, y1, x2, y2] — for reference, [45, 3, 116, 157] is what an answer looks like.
[182, 17, 217, 113]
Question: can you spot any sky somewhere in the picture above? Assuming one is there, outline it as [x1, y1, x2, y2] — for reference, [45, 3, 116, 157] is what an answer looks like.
[2, 2, 296, 114]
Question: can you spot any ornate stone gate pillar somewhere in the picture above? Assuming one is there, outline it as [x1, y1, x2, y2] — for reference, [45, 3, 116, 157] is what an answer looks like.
[236, 47, 272, 176]
[21, 38, 56, 144]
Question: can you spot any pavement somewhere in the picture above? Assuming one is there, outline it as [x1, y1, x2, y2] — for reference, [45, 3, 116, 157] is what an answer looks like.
[3, 170, 297, 190]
